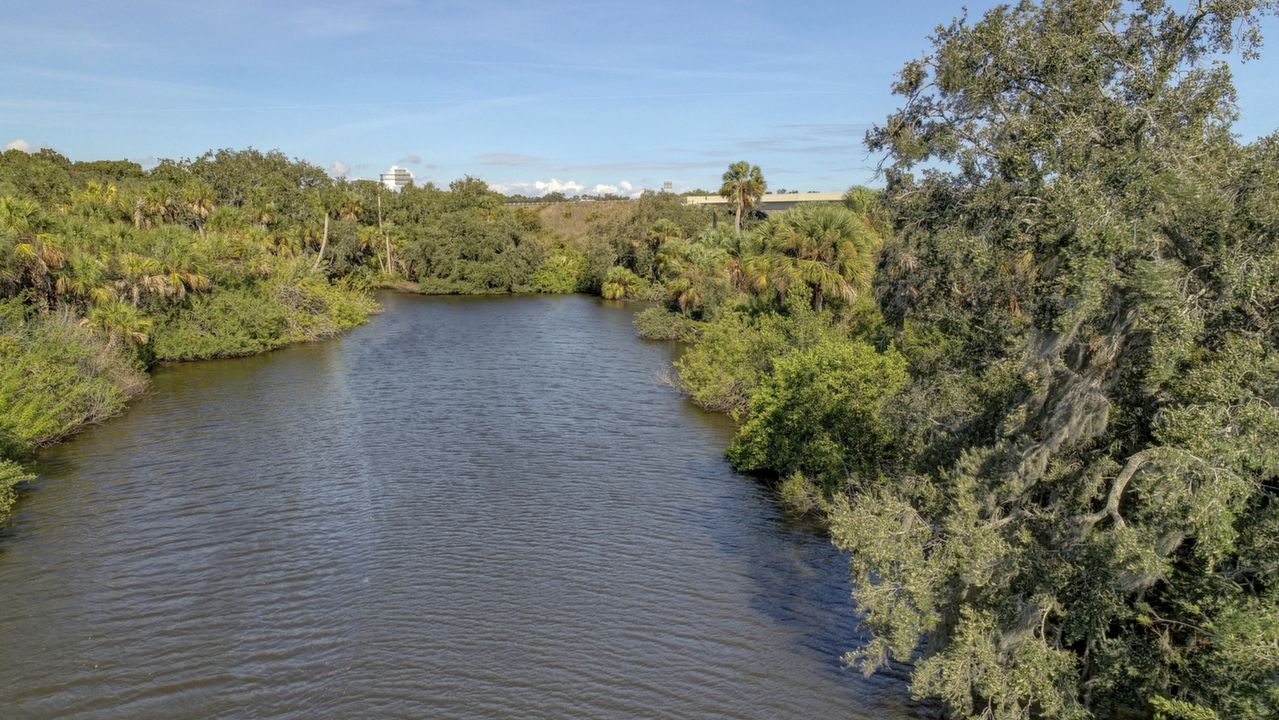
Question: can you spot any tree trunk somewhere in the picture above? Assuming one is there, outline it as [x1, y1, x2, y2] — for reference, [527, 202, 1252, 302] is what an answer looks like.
[377, 192, 390, 275]
[735, 198, 743, 234]
[313, 214, 330, 270]
[813, 285, 824, 312]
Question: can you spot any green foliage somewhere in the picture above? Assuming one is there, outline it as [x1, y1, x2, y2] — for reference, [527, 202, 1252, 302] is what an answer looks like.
[0, 458, 35, 520]
[402, 206, 544, 293]
[0, 300, 146, 454]
[0, 147, 383, 523]
[726, 338, 907, 489]
[600, 266, 649, 301]
[153, 271, 375, 360]
[673, 310, 831, 418]
[844, 1, 1279, 718]
[1150, 697, 1221, 720]
[632, 306, 701, 342]
[776, 471, 825, 515]
[747, 204, 881, 312]
[586, 192, 710, 281]
[655, 238, 733, 316]
[719, 161, 766, 233]
[530, 247, 587, 294]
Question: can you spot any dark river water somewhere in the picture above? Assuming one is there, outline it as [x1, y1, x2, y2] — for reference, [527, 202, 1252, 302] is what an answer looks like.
[0, 293, 921, 719]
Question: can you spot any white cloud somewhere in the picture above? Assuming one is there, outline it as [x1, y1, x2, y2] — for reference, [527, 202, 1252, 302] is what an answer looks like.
[491, 177, 645, 198]
[592, 180, 641, 198]
[533, 178, 584, 195]
[329, 160, 351, 177]
[492, 177, 585, 197]
[4, 138, 31, 152]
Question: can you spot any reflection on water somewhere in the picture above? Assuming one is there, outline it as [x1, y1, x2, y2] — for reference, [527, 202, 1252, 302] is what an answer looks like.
[0, 293, 923, 719]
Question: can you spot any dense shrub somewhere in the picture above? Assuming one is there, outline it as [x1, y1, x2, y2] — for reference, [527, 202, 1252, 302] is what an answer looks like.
[632, 306, 701, 342]
[600, 266, 649, 300]
[153, 275, 376, 360]
[0, 301, 146, 451]
[726, 338, 907, 487]
[674, 310, 844, 419]
[0, 459, 34, 520]
[402, 206, 545, 293]
[530, 248, 587, 294]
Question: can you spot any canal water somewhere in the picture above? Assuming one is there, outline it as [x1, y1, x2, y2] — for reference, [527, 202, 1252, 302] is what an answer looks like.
[0, 293, 921, 719]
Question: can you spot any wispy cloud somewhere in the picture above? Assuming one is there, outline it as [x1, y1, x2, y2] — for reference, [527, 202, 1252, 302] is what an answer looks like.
[780, 123, 873, 137]
[287, 0, 417, 39]
[555, 159, 728, 173]
[302, 96, 530, 144]
[0, 63, 220, 99]
[0, 25, 128, 52]
[478, 153, 545, 166]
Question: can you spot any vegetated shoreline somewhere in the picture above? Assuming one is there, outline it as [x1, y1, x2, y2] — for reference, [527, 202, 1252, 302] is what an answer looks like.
[0, 292, 378, 524]
[1, 289, 648, 525]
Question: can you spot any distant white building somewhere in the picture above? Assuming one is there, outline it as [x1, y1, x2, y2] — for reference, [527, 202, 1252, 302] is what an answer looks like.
[381, 165, 413, 191]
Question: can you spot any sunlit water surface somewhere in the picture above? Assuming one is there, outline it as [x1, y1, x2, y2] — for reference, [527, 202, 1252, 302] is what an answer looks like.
[0, 293, 924, 719]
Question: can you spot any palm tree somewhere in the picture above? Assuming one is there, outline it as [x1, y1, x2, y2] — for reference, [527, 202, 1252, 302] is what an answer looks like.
[54, 252, 108, 308]
[5, 233, 65, 303]
[601, 266, 645, 300]
[0, 196, 40, 236]
[718, 161, 766, 234]
[71, 182, 120, 222]
[245, 188, 277, 228]
[182, 179, 216, 237]
[131, 196, 146, 229]
[311, 190, 338, 270]
[141, 185, 175, 228]
[82, 300, 151, 351]
[114, 253, 163, 306]
[356, 226, 385, 271]
[642, 219, 682, 280]
[756, 204, 880, 312]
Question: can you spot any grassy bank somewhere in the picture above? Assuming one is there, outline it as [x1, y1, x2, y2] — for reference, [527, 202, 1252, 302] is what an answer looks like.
[0, 282, 376, 519]
[0, 148, 388, 524]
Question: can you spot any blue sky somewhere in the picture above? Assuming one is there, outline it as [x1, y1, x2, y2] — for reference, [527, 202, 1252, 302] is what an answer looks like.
[3, 1, 1277, 195]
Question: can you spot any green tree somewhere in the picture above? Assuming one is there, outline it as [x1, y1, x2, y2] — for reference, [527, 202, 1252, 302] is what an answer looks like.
[0, 196, 40, 236]
[754, 204, 880, 312]
[600, 266, 647, 300]
[82, 300, 152, 350]
[643, 218, 683, 280]
[841, 1, 1279, 718]
[718, 161, 766, 234]
[181, 179, 216, 237]
[727, 338, 907, 487]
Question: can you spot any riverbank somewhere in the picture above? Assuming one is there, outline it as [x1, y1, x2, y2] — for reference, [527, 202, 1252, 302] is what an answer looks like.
[0, 282, 377, 525]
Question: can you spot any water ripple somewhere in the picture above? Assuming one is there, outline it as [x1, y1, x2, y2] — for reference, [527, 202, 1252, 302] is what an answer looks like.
[0, 293, 926, 719]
